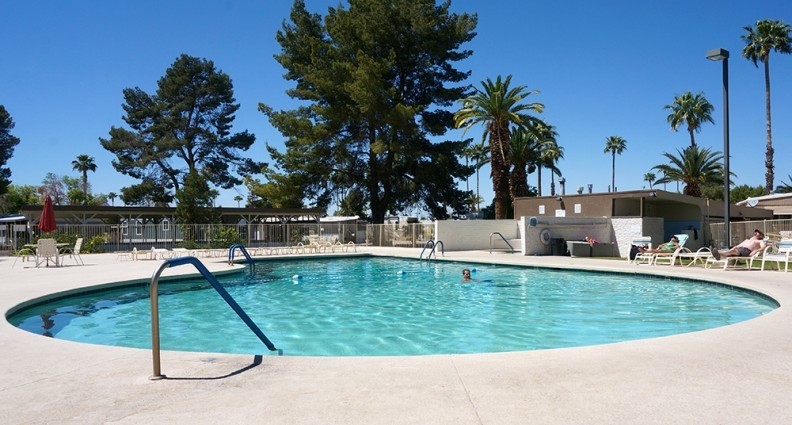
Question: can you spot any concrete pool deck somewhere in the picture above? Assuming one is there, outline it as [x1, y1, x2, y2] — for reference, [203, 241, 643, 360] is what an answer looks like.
[1, 248, 791, 424]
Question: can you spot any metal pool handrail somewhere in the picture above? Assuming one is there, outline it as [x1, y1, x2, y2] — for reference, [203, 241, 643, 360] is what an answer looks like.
[228, 243, 255, 271]
[419, 240, 435, 260]
[149, 256, 278, 380]
[490, 232, 516, 254]
[419, 240, 444, 261]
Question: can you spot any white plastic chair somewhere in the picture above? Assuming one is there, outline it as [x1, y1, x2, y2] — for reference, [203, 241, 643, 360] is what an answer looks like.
[59, 238, 84, 265]
[35, 238, 60, 267]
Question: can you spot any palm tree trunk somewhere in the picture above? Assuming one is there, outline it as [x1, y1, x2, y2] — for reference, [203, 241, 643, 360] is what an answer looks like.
[537, 165, 542, 196]
[490, 124, 511, 219]
[475, 162, 480, 212]
[611, 152, 616, 192]
[510, 167, 529, 199]
[465, 155, 470, 193]
[688, 129, 696, 147]
[82, 172, 88, 204]
[764, 57, 774, 194]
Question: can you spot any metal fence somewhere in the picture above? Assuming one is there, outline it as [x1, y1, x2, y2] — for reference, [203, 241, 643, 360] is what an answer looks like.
[709, 219, 792, 248]
[365, 223, 435, 248]
[11, 222, 366, 253]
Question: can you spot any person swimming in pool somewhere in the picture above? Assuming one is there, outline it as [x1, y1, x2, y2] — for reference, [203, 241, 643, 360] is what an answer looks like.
[462, 268, 472, 282]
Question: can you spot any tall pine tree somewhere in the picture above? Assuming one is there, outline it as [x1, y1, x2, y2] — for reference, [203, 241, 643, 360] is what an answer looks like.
[260, 0, 477, 222]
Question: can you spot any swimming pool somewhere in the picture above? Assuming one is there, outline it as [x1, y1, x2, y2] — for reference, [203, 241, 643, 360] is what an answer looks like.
[8, 257, 777, 356]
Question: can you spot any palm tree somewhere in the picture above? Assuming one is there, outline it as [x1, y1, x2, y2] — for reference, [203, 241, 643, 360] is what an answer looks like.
[108, 192, 117, 206]
[455, 75, 544, 219]
[742, 19, 792, 194]
[508, 128, 535, 200]
[529, 122, 558, 196]
[652, 146, 725, 197]
[467, 142, 489, 212]
[603, 136, 627, 192]
[542, 140, 564, 196]
[71, 154, 96, 204]
[664, 92, 714, 147]
[643, 172, 656, 190]
[776, 174, 792, 194]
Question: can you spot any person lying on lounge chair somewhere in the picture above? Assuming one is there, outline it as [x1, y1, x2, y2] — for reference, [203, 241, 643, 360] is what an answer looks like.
[584, 236, 599, 245]
[714, 229, 766, 260]
[640, 236, 679, 254]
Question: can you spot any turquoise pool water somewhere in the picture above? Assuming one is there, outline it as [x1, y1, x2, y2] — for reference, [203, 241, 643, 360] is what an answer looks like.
[8, 257, 777, 356]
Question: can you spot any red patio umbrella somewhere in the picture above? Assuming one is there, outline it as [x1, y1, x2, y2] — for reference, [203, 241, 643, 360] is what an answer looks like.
[38, 196, 57, 233]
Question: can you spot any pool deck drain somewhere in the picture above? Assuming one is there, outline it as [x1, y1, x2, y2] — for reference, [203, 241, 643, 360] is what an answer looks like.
[1, 248, 791, 424]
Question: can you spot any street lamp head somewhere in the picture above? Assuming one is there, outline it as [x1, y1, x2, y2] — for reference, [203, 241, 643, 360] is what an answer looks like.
[706, 48, 729, 61]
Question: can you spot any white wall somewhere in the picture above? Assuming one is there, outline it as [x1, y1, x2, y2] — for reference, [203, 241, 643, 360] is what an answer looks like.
[611, 217, 663, 257]
[436, 216, 668, 257]
[435, 220, 519, 251]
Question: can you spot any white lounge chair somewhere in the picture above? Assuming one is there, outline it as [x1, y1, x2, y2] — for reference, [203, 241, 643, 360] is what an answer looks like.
[652, 234, 690, 266]
[760, 239, 791, 272]
[705, 248, 764, 271]
[673, 247, 713, 267]
[629, 236, 652, 264]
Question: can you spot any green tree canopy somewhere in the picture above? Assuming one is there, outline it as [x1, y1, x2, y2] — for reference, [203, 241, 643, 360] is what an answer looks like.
[729, 184, 765, 203]
[775, 175, 792, 194]
[643, 172, 656, 189]
[653, 146, 725, 198]
[603, 135, 627, 192]
[71, 154, 96, 204]
[101, 54, 262, 220]
[261, 0, 477, 223]
[0, 105, 22, 197]
[664, 91, 714, 147]
[120, 179, 174, 206]
[0, 184, 39, 214]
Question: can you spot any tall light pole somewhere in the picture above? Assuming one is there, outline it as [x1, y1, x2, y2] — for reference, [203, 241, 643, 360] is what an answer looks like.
[706, 47, 730, 248]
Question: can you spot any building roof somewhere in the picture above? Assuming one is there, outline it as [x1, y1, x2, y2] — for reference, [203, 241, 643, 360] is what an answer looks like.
[514, 189, 773, 220]
[735, 193, 792, 216]
[0, 214, 27, 223]
[19, 205, 327, 225]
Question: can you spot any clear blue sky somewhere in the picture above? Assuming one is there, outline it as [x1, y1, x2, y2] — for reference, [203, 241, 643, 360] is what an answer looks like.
[2, 0, 791, 212]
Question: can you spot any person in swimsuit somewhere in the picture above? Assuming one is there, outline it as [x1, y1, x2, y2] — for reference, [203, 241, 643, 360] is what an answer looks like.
[716, 229, 766, 259]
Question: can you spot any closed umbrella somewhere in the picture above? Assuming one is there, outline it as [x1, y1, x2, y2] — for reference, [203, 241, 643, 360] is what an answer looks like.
[38, 196, 57, 234]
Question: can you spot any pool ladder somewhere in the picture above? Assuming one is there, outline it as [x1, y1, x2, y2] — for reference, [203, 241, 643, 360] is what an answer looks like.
[228, 243, 255, 273]
[148, 256, 279, 380]
[419, 240, 444, 261]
